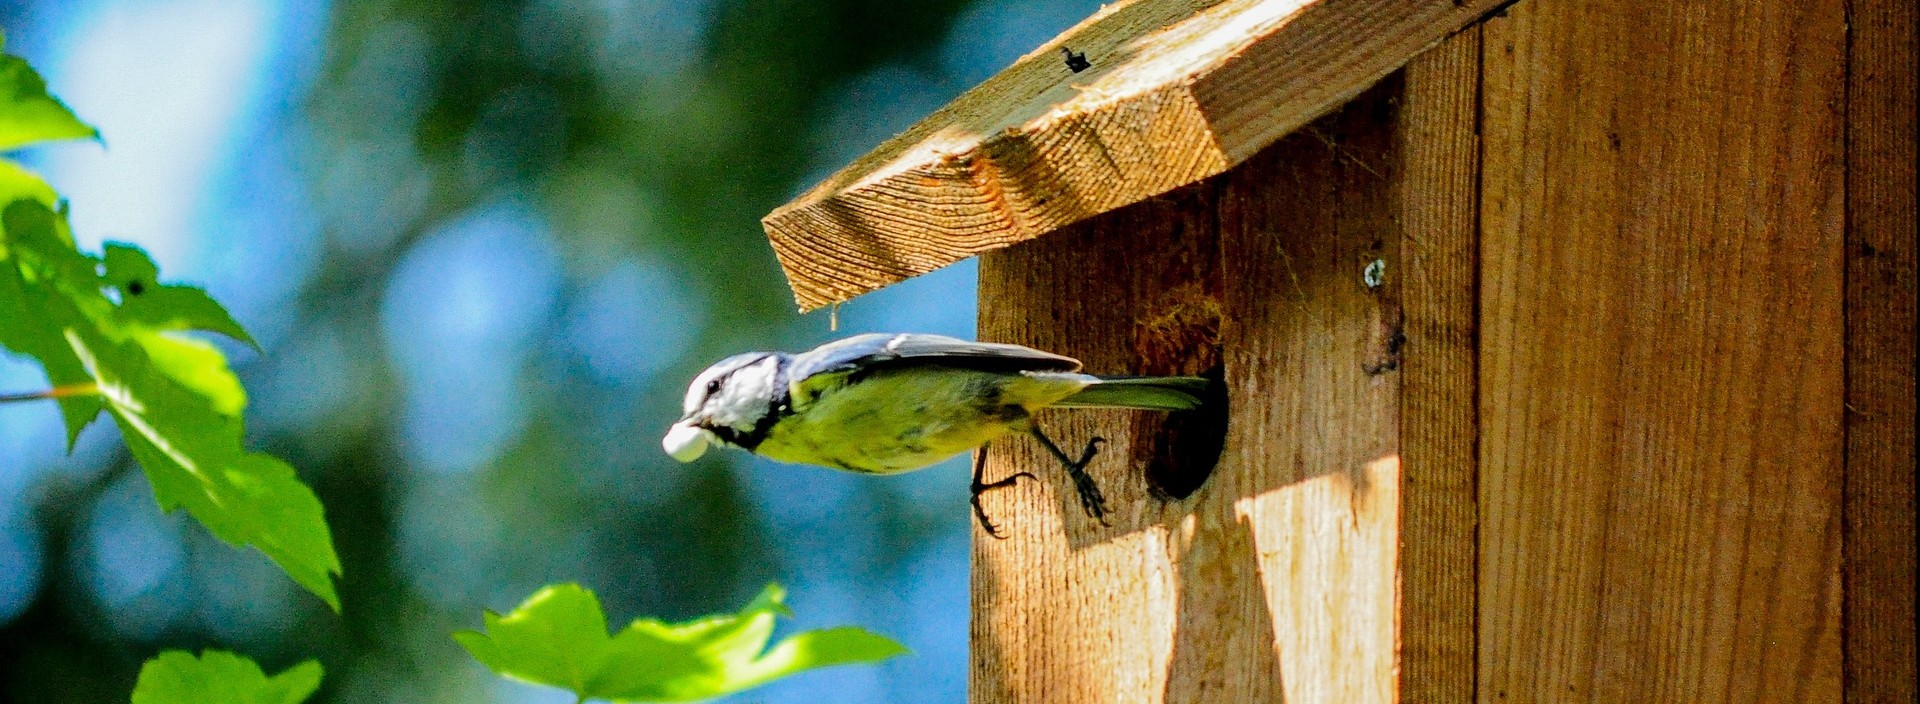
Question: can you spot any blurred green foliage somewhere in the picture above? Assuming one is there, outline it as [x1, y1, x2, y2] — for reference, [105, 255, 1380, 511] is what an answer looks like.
[0, 34, 97, 151]
[0, 0, 987, 701]
[131, 651, 322, 704]
[456, 583, 906, 702]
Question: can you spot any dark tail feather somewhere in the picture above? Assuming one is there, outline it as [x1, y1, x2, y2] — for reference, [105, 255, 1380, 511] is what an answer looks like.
[1055, 376, 1208, 411]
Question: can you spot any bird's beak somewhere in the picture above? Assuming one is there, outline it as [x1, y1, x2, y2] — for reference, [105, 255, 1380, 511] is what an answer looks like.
[662, 421, 716, 462]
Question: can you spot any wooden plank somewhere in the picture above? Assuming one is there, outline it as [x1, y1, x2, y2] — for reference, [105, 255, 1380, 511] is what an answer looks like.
[1217, 81, 1402, 704]
[971, 82, 1407, 703]
[1476, 1, 1848, 701]
[766, 0, 1510, 311]
[1394, 28, 1481, 704]
[971, 150, 1226, 704]
[1843, 0, 1918, 699]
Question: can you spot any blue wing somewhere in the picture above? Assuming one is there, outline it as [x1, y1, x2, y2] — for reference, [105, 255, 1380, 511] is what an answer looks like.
[786, 333, 1081, 407]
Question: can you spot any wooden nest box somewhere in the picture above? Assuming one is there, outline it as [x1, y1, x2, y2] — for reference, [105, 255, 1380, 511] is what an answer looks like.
[763, 0, 1915, 701]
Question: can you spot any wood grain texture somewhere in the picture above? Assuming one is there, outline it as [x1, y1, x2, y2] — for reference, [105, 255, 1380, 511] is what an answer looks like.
[1217, 85, 1402, 704]
[1394, 28, 1481, 704]
[766, 0, 1509, 311]
[1843, 0, 1918, 699]
[972, 151, 1227, 704]
[1477, 0, 1848, 701]
[971, 84, 1405, 703]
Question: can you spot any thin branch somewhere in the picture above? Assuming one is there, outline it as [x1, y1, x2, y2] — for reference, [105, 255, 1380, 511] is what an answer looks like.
[0, 382, 100, 404]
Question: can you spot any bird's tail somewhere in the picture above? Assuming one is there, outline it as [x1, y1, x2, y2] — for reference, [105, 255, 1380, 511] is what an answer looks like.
[1054, 375, 1209, 412]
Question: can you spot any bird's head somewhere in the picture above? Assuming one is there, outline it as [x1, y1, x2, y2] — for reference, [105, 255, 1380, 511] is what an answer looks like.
[662, 352, 785, 462]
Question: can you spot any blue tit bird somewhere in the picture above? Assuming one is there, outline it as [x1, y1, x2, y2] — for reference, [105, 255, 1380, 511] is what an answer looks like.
[662, 333, 1208, 536]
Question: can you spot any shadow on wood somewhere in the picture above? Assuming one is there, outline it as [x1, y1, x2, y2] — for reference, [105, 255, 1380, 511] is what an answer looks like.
[1162, 496, 1287, 701]
[970, 80, 1409, 703]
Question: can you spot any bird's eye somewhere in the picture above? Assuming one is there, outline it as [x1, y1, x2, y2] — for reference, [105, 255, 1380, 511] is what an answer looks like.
[706, 379, 722, 395]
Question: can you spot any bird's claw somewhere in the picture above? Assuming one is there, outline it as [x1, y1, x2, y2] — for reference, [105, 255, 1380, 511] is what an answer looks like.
[970, 452, 1036, 539]
[972, 497, 1006, 539]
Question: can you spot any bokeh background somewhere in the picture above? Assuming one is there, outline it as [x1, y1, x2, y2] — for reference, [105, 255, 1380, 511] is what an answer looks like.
[0, 0, 1102, 700]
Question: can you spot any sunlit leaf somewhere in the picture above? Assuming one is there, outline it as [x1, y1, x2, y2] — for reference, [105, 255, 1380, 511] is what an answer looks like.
[105, 243, 257, 348]
[455, 583, 909, 703]
[0, 199, 340, 609]
[131, 650, 322, 704]
[0, 197, 102, 442]
[0, 40, 100, 151]
[0, 159, 55, 206]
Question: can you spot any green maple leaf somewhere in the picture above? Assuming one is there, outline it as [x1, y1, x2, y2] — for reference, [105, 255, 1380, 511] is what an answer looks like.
[0, 33, 96, 209]
[131, 650, 322, 704]
[0, 198, 106, 442]
[103, 243, 258, 349]
[0, 158, 56, 204]
[455, 583, 909, 703]
[0, 200, 341, 609]
[0, 42, 338, 610]
[0, 33, 100, 151]
[0, 38, 106, 438]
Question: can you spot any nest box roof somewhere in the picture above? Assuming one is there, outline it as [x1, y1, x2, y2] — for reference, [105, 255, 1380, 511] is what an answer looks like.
[764, 0, 1507, 311]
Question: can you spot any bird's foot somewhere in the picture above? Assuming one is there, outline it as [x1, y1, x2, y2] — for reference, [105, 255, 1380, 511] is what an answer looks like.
[971, 471, 1037, 539]
[970, 444, 1035, 539]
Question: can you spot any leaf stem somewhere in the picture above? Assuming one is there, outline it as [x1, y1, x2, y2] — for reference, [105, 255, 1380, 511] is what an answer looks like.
[0, 382, 100, 404]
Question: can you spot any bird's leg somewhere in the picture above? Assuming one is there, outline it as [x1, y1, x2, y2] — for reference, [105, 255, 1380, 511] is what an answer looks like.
[969, 443, 1035, 539]
[1029, 426, 1111, 525]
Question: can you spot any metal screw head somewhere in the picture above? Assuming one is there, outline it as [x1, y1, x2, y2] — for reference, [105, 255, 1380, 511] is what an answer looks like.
[1363, 259, 1387, 289]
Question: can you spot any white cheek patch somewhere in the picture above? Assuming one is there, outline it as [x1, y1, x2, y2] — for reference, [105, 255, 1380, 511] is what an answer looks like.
[708, 357, 781, 428]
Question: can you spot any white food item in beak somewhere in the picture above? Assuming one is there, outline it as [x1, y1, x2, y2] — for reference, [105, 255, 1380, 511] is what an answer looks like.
[662, 422, 714, 462]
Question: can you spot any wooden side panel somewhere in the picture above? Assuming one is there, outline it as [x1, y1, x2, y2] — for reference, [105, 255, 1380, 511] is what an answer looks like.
[1217, 85, 1402, 704]
[1477, 0, 1848, 701]
[1395, 28, 1483, 704]
[971, 164, 1222, 704]
[971, 83, 1407, 704]
[1843, 0, 1918, 699]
